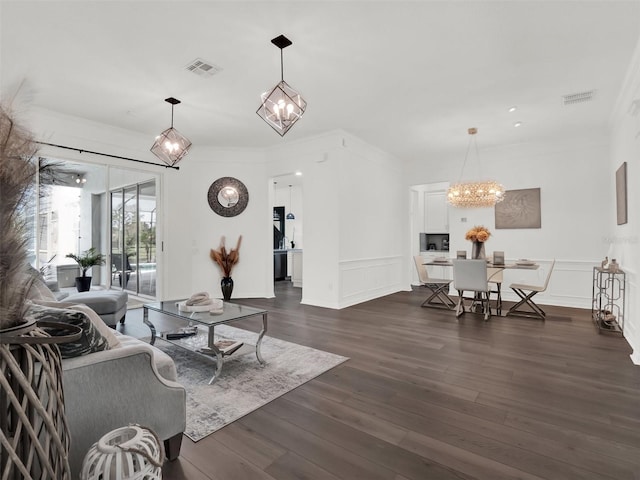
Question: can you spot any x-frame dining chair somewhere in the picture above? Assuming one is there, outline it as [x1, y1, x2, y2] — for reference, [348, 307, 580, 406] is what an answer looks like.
[413, 256, 456, 310]
[506, 259, 556, 320]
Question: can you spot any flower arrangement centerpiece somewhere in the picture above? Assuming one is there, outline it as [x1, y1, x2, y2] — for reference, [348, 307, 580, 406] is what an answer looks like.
[465, 225, 491, 259]
[209, 235, 242, 300]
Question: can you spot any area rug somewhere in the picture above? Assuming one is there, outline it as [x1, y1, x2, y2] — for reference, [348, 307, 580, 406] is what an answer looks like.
[155, 324, 348, 442]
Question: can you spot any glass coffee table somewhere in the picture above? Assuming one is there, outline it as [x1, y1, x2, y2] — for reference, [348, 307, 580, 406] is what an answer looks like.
[143, 300, 267, 384]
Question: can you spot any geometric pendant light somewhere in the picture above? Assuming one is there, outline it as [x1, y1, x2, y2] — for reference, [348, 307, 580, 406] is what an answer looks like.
[150, 97, 192, 167]
[256, 35, 307, 137]
[447, 128, 505, 208]
[286, 184, 295, 219]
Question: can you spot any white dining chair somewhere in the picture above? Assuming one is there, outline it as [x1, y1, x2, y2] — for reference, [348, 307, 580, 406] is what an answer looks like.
[506, 259, 556, 319]
[487, 267, 503, 315]
[452, 259, 491, 321]
[413, 256, 456, 310]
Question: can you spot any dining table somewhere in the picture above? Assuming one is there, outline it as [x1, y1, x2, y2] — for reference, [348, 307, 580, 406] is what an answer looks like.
[424, 258, 539, 270]
[423, 258, 540, 316]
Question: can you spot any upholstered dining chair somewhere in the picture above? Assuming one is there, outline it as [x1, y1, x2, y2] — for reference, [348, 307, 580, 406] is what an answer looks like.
[506, 259, 556, 319]
[487, 267, 503, 315]
[413, 256, 456, 310]
[452, 259, 491, 321]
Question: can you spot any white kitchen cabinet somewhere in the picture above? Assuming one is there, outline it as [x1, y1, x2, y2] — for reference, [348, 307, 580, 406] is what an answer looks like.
[424, 191, 448, 233]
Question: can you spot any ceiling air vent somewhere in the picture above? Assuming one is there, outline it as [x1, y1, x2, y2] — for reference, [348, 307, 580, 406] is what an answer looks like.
[185, 58, 222, 78]
[562, 90, 596, 106]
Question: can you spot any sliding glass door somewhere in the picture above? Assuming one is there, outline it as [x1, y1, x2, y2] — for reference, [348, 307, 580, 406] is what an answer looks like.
[110, 181, 156, 297]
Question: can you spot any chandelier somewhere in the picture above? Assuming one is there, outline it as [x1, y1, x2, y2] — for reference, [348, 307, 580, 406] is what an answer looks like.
[150, 97, 192, 167]
[257, 34, 307, 136]
[447, 128, 505, 208]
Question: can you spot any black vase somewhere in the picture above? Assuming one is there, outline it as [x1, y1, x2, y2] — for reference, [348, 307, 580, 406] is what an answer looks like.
[221, 276, 234, 301]
[75, 276, 92, 292]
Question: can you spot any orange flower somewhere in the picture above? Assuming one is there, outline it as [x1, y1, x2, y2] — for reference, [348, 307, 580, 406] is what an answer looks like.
[466, 225, 491, 243]
[476, 230, 489, 242]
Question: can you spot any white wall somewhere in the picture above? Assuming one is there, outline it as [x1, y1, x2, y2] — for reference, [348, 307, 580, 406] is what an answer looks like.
[266, 133, 343, 308]
[337, 134, 406, 308]
[405, 135, 613, 310]
[170, 148, 269, 300]
[266, 131, 406, 308]
[610, 35, 640, 363]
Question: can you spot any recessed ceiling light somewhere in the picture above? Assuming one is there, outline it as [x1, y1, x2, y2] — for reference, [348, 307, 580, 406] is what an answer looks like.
[508, 106, 517, 113]
[514, 121, 522, 127]
[295, 171, 302, 176]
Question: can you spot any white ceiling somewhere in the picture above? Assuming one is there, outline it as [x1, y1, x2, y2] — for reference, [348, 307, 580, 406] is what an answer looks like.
[2, 1, 639, 163]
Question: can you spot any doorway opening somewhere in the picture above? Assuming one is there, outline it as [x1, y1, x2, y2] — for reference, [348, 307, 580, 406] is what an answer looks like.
[271, 175, 303, 297]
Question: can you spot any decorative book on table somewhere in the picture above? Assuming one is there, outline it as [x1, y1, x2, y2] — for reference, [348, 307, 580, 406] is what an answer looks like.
[213, 339, 244, 355]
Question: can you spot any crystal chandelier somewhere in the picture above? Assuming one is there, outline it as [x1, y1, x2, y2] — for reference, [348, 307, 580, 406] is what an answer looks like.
[447, 128, 505, 208]
[257, 35, 307, 136]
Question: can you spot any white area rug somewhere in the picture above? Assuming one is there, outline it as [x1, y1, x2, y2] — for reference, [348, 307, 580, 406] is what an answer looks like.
[156, 324, 348, 442]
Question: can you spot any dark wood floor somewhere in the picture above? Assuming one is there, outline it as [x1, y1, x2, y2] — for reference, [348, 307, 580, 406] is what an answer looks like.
[120, 283, 640, 480]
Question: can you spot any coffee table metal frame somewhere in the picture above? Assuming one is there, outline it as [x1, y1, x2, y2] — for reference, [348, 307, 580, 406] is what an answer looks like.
[142, 300, 267, 384]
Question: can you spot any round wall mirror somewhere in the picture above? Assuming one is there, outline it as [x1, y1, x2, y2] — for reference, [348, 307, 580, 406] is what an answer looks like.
[208, 177, 249, 217]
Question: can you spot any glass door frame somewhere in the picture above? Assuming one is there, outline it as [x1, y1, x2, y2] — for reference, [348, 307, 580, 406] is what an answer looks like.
[110, 178, 157, 299]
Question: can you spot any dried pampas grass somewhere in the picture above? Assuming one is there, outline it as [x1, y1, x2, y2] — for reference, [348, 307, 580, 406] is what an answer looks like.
[0, 104, 39, 328]
[210, 235, 242, 278]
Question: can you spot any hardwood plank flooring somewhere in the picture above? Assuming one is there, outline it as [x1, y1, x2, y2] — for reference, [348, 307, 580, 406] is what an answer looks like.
[118, 282, 640, 480]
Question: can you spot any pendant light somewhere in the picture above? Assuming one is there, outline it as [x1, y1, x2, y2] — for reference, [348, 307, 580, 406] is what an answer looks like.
[286, 185, 295, 220]
[447, 128, 505, 208]
[273, 181, 280, 220]
[257, 34, 307, 136]
[150, 97, 192, 167]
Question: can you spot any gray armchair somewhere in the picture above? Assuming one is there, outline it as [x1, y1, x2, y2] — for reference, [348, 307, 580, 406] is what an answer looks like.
[62, 333, 186, 477]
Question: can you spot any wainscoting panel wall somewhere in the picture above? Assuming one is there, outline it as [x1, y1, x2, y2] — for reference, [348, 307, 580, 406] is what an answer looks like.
[339, 256, 404, 309]
[624, 268, 638, 364]
[485, 259, 594, 309]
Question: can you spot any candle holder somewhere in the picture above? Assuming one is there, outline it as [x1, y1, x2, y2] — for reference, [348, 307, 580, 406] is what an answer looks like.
[81, 424, 164, 480]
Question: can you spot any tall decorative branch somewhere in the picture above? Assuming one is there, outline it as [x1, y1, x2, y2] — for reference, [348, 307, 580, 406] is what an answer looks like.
[209, 235, 242, 277]
[0, 104, 39, 329]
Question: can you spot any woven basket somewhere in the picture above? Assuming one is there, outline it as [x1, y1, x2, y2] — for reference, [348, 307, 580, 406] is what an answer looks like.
[0, 318, 82, 480]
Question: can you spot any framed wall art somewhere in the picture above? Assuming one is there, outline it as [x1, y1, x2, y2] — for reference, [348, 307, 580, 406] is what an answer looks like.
[495, 187, 541, 229]
[616, 162, 627, 225]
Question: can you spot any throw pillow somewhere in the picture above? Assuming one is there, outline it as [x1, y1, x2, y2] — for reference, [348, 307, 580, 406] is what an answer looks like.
[21, 266, 58, 302]
[25, 303, 110, 359]
[31, 299, 121, 349]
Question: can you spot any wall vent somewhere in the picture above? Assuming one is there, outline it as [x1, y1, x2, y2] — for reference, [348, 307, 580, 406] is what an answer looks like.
[562, 90, 596, 106]
[185, 58, 222, 78]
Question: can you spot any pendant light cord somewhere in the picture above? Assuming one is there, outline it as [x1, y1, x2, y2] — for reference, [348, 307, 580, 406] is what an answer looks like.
[280, 48, 284, 82]
[457, 135, 473, 182]
[456, 128, 481, 182]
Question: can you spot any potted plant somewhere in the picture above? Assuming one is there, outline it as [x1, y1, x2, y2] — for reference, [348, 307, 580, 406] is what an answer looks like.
[66, 247, 106, 292]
